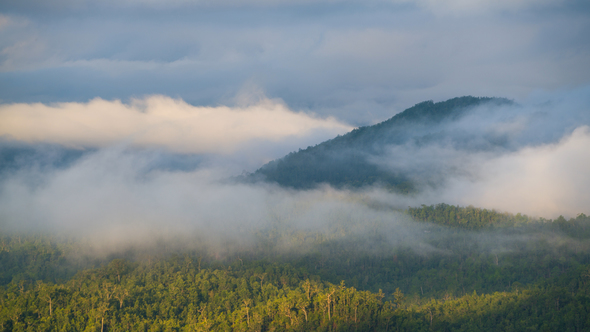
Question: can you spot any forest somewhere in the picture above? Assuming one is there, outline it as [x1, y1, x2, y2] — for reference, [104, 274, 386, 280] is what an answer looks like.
[1, 96, 589, 331]
[1, 205, 589, 331]
[249, 96, 513, 192]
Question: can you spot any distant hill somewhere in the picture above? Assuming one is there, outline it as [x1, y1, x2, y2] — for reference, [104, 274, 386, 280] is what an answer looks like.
[249, 96, 513, 191]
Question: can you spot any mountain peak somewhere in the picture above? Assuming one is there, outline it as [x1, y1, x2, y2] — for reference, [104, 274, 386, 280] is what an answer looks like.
[250, 96, 513, 191]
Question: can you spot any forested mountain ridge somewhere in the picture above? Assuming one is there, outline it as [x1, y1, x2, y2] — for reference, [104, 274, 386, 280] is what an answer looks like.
[250, 96, 513, 191]
[2, 254, 589, 331]
[1, 209, 590, 331]
[4, 94, 590, 331]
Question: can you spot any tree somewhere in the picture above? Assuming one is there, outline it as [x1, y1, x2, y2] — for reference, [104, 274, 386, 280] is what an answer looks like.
[393, 288, 405, 309]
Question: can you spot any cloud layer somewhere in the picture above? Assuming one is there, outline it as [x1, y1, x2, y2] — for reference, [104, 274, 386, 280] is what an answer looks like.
[1, 88, 589, 228]
[1, 0, 589, 252]
[0, 146, 429, 255]
[0, 95, 351, 154]
[440, 125, 590, 218]
[1, 1, 588, 124]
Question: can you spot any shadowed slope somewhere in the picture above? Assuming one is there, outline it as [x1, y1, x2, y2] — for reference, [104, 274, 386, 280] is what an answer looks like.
[251, 96, 512, 191]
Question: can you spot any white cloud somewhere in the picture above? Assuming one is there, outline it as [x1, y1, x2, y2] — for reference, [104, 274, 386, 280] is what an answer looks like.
[0, 146, 426, 254]
[444, 125, 590, 218]
[0, 95, 352, 154]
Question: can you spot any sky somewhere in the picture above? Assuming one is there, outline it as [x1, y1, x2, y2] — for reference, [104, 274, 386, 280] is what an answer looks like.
[1, 0, 589, 124]
[0, 0, 589, 242]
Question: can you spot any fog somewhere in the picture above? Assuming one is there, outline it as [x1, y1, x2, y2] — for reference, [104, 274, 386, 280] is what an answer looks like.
[0, 145, 434, 256]
[4, 144, 580, 260]
[368, 88, 590, 217]
[374, 125, 590, 218]
[0, 89, 589, 257]
[442, 126, 590, 218]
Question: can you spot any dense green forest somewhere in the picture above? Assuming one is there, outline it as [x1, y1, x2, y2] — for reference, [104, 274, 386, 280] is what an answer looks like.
[407, 203, 536, 230]
[249, 97, 512, 191]
[2, 205, 590, 331]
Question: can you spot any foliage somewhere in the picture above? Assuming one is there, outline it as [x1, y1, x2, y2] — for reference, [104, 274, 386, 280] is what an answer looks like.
[249, 96, 512, 191]
[1, 255, 589, 331]
[0, 234, 98, 286]
[407, 203, 534, 230]
[2, 205, 590, 330]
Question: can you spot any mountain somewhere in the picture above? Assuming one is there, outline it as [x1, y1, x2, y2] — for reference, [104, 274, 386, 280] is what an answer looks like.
[250, 96, 513, 191]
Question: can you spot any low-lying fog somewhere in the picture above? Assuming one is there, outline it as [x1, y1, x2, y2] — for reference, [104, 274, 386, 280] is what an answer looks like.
[0, 87, 589, 255]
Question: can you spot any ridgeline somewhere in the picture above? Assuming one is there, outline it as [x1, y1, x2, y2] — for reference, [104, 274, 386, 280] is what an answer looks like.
[250, 96, 512, 192]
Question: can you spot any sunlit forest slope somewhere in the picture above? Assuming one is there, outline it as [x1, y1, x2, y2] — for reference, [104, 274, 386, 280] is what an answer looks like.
[1, 207, 589, 331]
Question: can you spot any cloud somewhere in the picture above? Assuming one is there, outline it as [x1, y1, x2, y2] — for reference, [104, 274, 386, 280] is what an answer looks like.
[0, 91, 588, 256]
[1, 0, 589, 125]
[0, 0, 588, 265]
[392, 0, 566, 15]
[1, 139, 585, 258]
[443, 125, 590, 218]
[0, 95, 352, 154]
[0, 0, 570, 12]
[0, 145, 435, 256]
[361, 89, 590, 218]
[4, 88, 588, 222]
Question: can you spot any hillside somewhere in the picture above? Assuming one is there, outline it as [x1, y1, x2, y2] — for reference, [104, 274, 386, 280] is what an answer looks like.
[1, 209, 589, 331]
[251, 96, 512, 191]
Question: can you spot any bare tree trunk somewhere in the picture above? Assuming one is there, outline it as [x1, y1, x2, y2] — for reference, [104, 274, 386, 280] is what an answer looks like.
[326, 290, 335, 321]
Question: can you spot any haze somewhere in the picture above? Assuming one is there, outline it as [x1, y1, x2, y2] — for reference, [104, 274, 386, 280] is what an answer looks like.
[1, 0, 589, 247]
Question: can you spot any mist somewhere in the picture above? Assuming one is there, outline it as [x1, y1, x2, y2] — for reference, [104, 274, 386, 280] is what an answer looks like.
[0, 88, 589, 261]
[366, 87, 590, 218]
[1, 143, 586, 266]
[0, 145, 435, 257]
[2, 5, 590, 328]
[2, 143, 582, 263]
